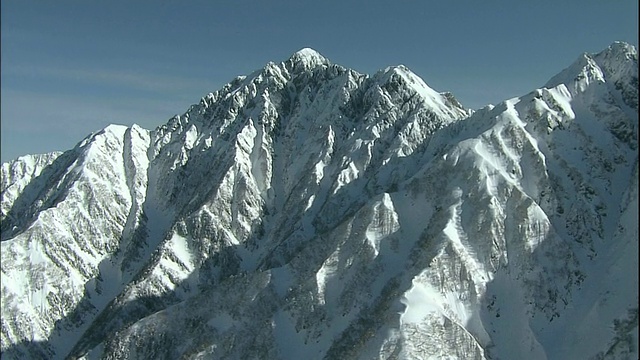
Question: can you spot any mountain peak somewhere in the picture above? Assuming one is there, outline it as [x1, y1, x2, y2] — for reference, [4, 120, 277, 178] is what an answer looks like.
[593, 41, 638, 72]
[545, 41, 638, 93]
[287, 47, 329, 70]
[602, 41, 638, 59]
[373, 64, 470, 119]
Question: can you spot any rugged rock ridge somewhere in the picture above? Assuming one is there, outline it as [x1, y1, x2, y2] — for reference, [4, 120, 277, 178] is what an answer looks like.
[1, 43, 637, 359]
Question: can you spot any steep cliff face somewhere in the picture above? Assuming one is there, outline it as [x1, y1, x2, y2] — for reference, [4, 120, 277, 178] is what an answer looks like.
[1, 43, 637, 360]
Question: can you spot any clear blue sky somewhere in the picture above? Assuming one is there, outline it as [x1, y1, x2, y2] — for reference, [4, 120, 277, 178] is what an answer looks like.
[1, 0, 637, 163]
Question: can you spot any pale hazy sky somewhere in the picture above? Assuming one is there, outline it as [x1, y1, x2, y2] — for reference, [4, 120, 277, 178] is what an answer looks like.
[1, 0, 638, 163]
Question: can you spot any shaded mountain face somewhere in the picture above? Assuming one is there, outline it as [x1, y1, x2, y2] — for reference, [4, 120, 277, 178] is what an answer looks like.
[1, 43, 637, 359]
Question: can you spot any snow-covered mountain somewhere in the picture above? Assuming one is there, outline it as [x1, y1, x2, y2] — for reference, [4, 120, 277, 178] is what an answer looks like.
[1, 42, 637, 359]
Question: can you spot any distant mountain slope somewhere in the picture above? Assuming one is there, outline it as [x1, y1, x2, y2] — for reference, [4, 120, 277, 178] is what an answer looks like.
[1, 43, 637, 360]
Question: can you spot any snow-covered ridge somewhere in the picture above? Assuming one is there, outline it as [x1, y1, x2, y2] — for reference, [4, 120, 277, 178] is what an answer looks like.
[546, 41, 638, 104]
[1, 42, 638, 360]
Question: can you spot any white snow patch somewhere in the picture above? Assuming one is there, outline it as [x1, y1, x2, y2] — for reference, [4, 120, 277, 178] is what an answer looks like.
[184, 124, 198, 150]
[400, 276, 442, 324]
[304, 194, 316, 212]
[333, 161, 359, 194]
[364, 194, 399, 257]
[168, 234, 194, 270]
[315, 252, 339, 305]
